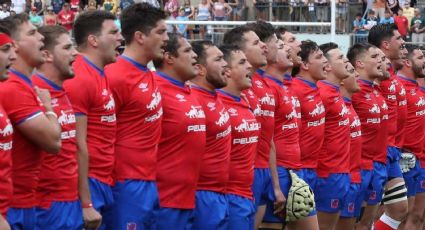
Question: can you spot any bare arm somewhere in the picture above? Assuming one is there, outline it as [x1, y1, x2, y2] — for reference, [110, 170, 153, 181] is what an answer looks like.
[269, 141, 285, 215]
[0, 215, 10, 230]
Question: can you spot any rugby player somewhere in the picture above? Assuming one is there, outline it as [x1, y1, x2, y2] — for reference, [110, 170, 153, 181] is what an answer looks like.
[0, 13, 61, 229]
[32, 25, 81, 230]
[63, 10, 123, 229]
[104, 3, 168, 229]
[152, 33, 206, 229]
[190, 40, 232, 229]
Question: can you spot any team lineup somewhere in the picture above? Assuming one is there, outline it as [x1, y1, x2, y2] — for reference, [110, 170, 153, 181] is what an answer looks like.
[0, 3, 424, 230]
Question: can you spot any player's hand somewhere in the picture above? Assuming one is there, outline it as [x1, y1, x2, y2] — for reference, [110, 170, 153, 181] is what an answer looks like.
[34, 86, 53, 111]
[273, 188, 286, 218]
[0, 216, 10, 230]
[83, 207, 102, 230]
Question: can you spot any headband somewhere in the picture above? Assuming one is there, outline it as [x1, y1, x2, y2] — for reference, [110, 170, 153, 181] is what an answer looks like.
[0, 33, 13, 47]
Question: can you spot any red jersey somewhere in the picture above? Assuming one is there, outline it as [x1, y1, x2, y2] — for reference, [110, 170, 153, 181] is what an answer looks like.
[191, 85, 231, 193]
[57, 10, 74, 31]
[291, 77, 325, 169]
[0, 105, 13, 216]
[421, 86, 425, 168]
[398, 75, 425, 158]
[374, 85, 389, 164]
[218, 90, 260, 199]
[33, 73, 78, 207]
[247, 70, 275, 168]
[63, 55, 116, 185]
[352, 79, 382, 169]
[105, 56, 162, 181]
[394, 15, 409, 37]
[317, 81, 351, 177]
[0, 69, 44, 208]
[155, 71, 206, 209]
[395, 72, 408, 148]
[344, 97, 362, 184]
[263, 75, 301, 169]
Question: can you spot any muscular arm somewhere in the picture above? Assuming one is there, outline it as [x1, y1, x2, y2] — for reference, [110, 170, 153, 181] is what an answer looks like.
[269, 140, 285, 214]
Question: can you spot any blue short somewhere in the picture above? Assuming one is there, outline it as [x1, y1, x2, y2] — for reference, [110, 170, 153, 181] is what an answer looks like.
[153, 207, 194, 230]
[193, 191, 228, 230]
[298, 168, 318, 192]
[89, 177, 114, 230]
[386, 146, 403, 179]
[252, 168, 274, 208]
[366, 162, 388, 205]
[227, 194, 255, 230]
[104, 180, 159, 230]
[403, 161, 421, 197]
[314, 173, 350, 213]
[35, 200, 83, 230]
[416, 166, 425, 194]
[357, 169, 373, 208]
[339, 183, 362, 218]
[7, 207, 36, 230]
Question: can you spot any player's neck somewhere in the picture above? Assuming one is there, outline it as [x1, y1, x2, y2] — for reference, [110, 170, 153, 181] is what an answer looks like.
[340, 86, 352, 100]
[398, 68, 416, 80]
[158, 67, 188, 83]
[79, 51, 105, 71]
[190, 76, 215, 92]
[122, 46, 150, 66]
[265, 66, 286, 82]
[357, 69, 375, 82]
[37, 65, 64, 86]
[220, 85, 241, 98]
[297, 71, 317, 84]
[325, 73, 342, 87]
[284, 68, 292, 77]
[11, 58, 35, 78]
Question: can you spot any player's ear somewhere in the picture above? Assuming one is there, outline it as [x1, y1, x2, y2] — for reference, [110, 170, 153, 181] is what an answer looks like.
[163, 51, 174, 65]
[41, 49, 53, 63]
[134, 31, 145, 46]
[355, 60, 363, 69]
[87, 34, 98, 48]
[194, 63, 205, 76]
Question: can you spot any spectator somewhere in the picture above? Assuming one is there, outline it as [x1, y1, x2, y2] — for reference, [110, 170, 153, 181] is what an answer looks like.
[402, 1, 415, 29]
[114, 7, 121, 30]
[0, 4, 10, 19]
[228, 0, 239, 21]
[32, 0, 44, 15]
[164, 0, 179, 18]
[87, 0, 97, 10]
[387, 0, 400, 15]
[307, 0, 317, 33]
[176, 7, 189, 37]
[352, 13, 366, 32]
[212, 0, 232, 21]
[11, 0, 26, 14]
[44, 6, 57, 25]
[372, 0, 385, 20]
[51, 0, 65, 13]
[253, 0, 267, 20]
[70, 0, 79, 12]
[103, 0, 117, 13]
[196, 0, 211, 39]
[182, 0, 195, 39]
[165, 12, 176, 33]
[57, 3, 75, 31]
[364, 9, 379, 30]
[29, 6, 43, 27]
[336, 0, 348, 33]
[379, 10, 395, 24]
[394, 8, 409, 39]
[411, 7, 425, 46]
[316, 0, 330, 33]
[142, 0, 160, 8]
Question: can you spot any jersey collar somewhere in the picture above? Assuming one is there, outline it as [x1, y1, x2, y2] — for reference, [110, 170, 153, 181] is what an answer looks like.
[256, 69, 265, 77]
[83, 56, 105, 77]
[320, 80, 340, 91]
[155, 71, 186, 88]
[397, 73, 417, 85]
[217, 89, 241, 102]
[191, 83, 216, 96]
[9, 68, 33, 87]
[343, 96, 351, 103]
[264, 74, 284, 87]
[358, 79, 374, 87]
[35, 72, 63, 91]
[283, 74, 292, 82]
[295, 77, 317, 89]
[120, 55, 149, 72]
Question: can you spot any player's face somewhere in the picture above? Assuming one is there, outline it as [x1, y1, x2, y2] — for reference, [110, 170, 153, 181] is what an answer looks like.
[205, 46, 228, 89]
[342, 62, 360, 93]
[173, 37, 198, 81]
[264, 34, 278, 64]
[97, 19, 123, 65]
[14, 21, 45, 68]
[388, 30, 405, 60]
[281, 32, 301, 67]
[0, 42, 16, 81]
[51, 33, 77, 80]
[229, 50, 253, 91]
[242, 31, 267, 69]
[376, 48, 391, 80]
[410, 49, 425, 78]
[145, 20, 168, 60]
[364, 47, 383, 79]
[327, 48, 350, 80]
[306, 49, 328, 81]
[275, 40, 293, 70]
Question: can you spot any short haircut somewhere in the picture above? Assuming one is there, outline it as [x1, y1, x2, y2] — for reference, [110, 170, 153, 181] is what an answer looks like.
[347, 42, 374, 66]
[73, 10, 116, 47]
[405, 44, 421, 60]
[299, 40, 319, 63]
[219, 44, 241, 64]
[120, 3, 166, 44]
[368, 23, 398, 48]
[0, 23, 11, 36]
[275, 27, 288, 40]
[319, 42, 339, 59]
[153, 32, 183, 69]
[1, 13, 30, 39]
[223, 25, 253, 50]
[246, 20, 275, 42]
[191, 40, 214, 65]
[38, 25, 69, 51]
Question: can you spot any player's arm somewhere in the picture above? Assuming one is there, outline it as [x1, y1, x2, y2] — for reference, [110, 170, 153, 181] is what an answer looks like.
[17, 87, 61, 153]
[75, 115, 102, 229]
[0, 215, 10, 230]
[269, 140, 285, 215]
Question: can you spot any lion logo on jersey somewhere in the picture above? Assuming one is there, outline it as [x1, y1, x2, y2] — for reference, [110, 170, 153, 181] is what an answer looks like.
[388, 82, 396, 93]
[104, 95, 115, 111]
[259, 93, 275, 106]
[0, 123, 12, 137]
[146, 92, 161, 110]
[369, 104, 380, 113]
[286, 108, 298, 120]
[350, 118, 361, 128]
[215, 110, 230, 126]
[339, 104, 350, 117]
[416, 97, 425, 107]
[185, 106, 205, 119]
[309, 104, 325, 117]
[252, 104, 262, 116]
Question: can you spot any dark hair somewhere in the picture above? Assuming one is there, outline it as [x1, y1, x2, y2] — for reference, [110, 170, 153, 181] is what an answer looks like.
[405, 44, 421, 60]
[73, 10, 116, 47]
[356, 13, 362, 17]
[368, 23, 398, 48]
[319, 42, 339, 58]
[275, 27, 288, 40]
[246, 20, 275, 42]
[0, 23, 11, 36]
[2, 13, 30, 39]
[153, 33, 183, 69]
[219, 44, 241, 64]
[191, 40, 214, 65]
[347, 42, 374, 66]
[120, 3, 166, 44]
[299, 40, 319, 63]
[223, 25, 252, 50]
[38, 25, 69, 51]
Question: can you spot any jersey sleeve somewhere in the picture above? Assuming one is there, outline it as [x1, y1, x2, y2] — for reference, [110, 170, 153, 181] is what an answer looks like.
[63, 77, 92, 116]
